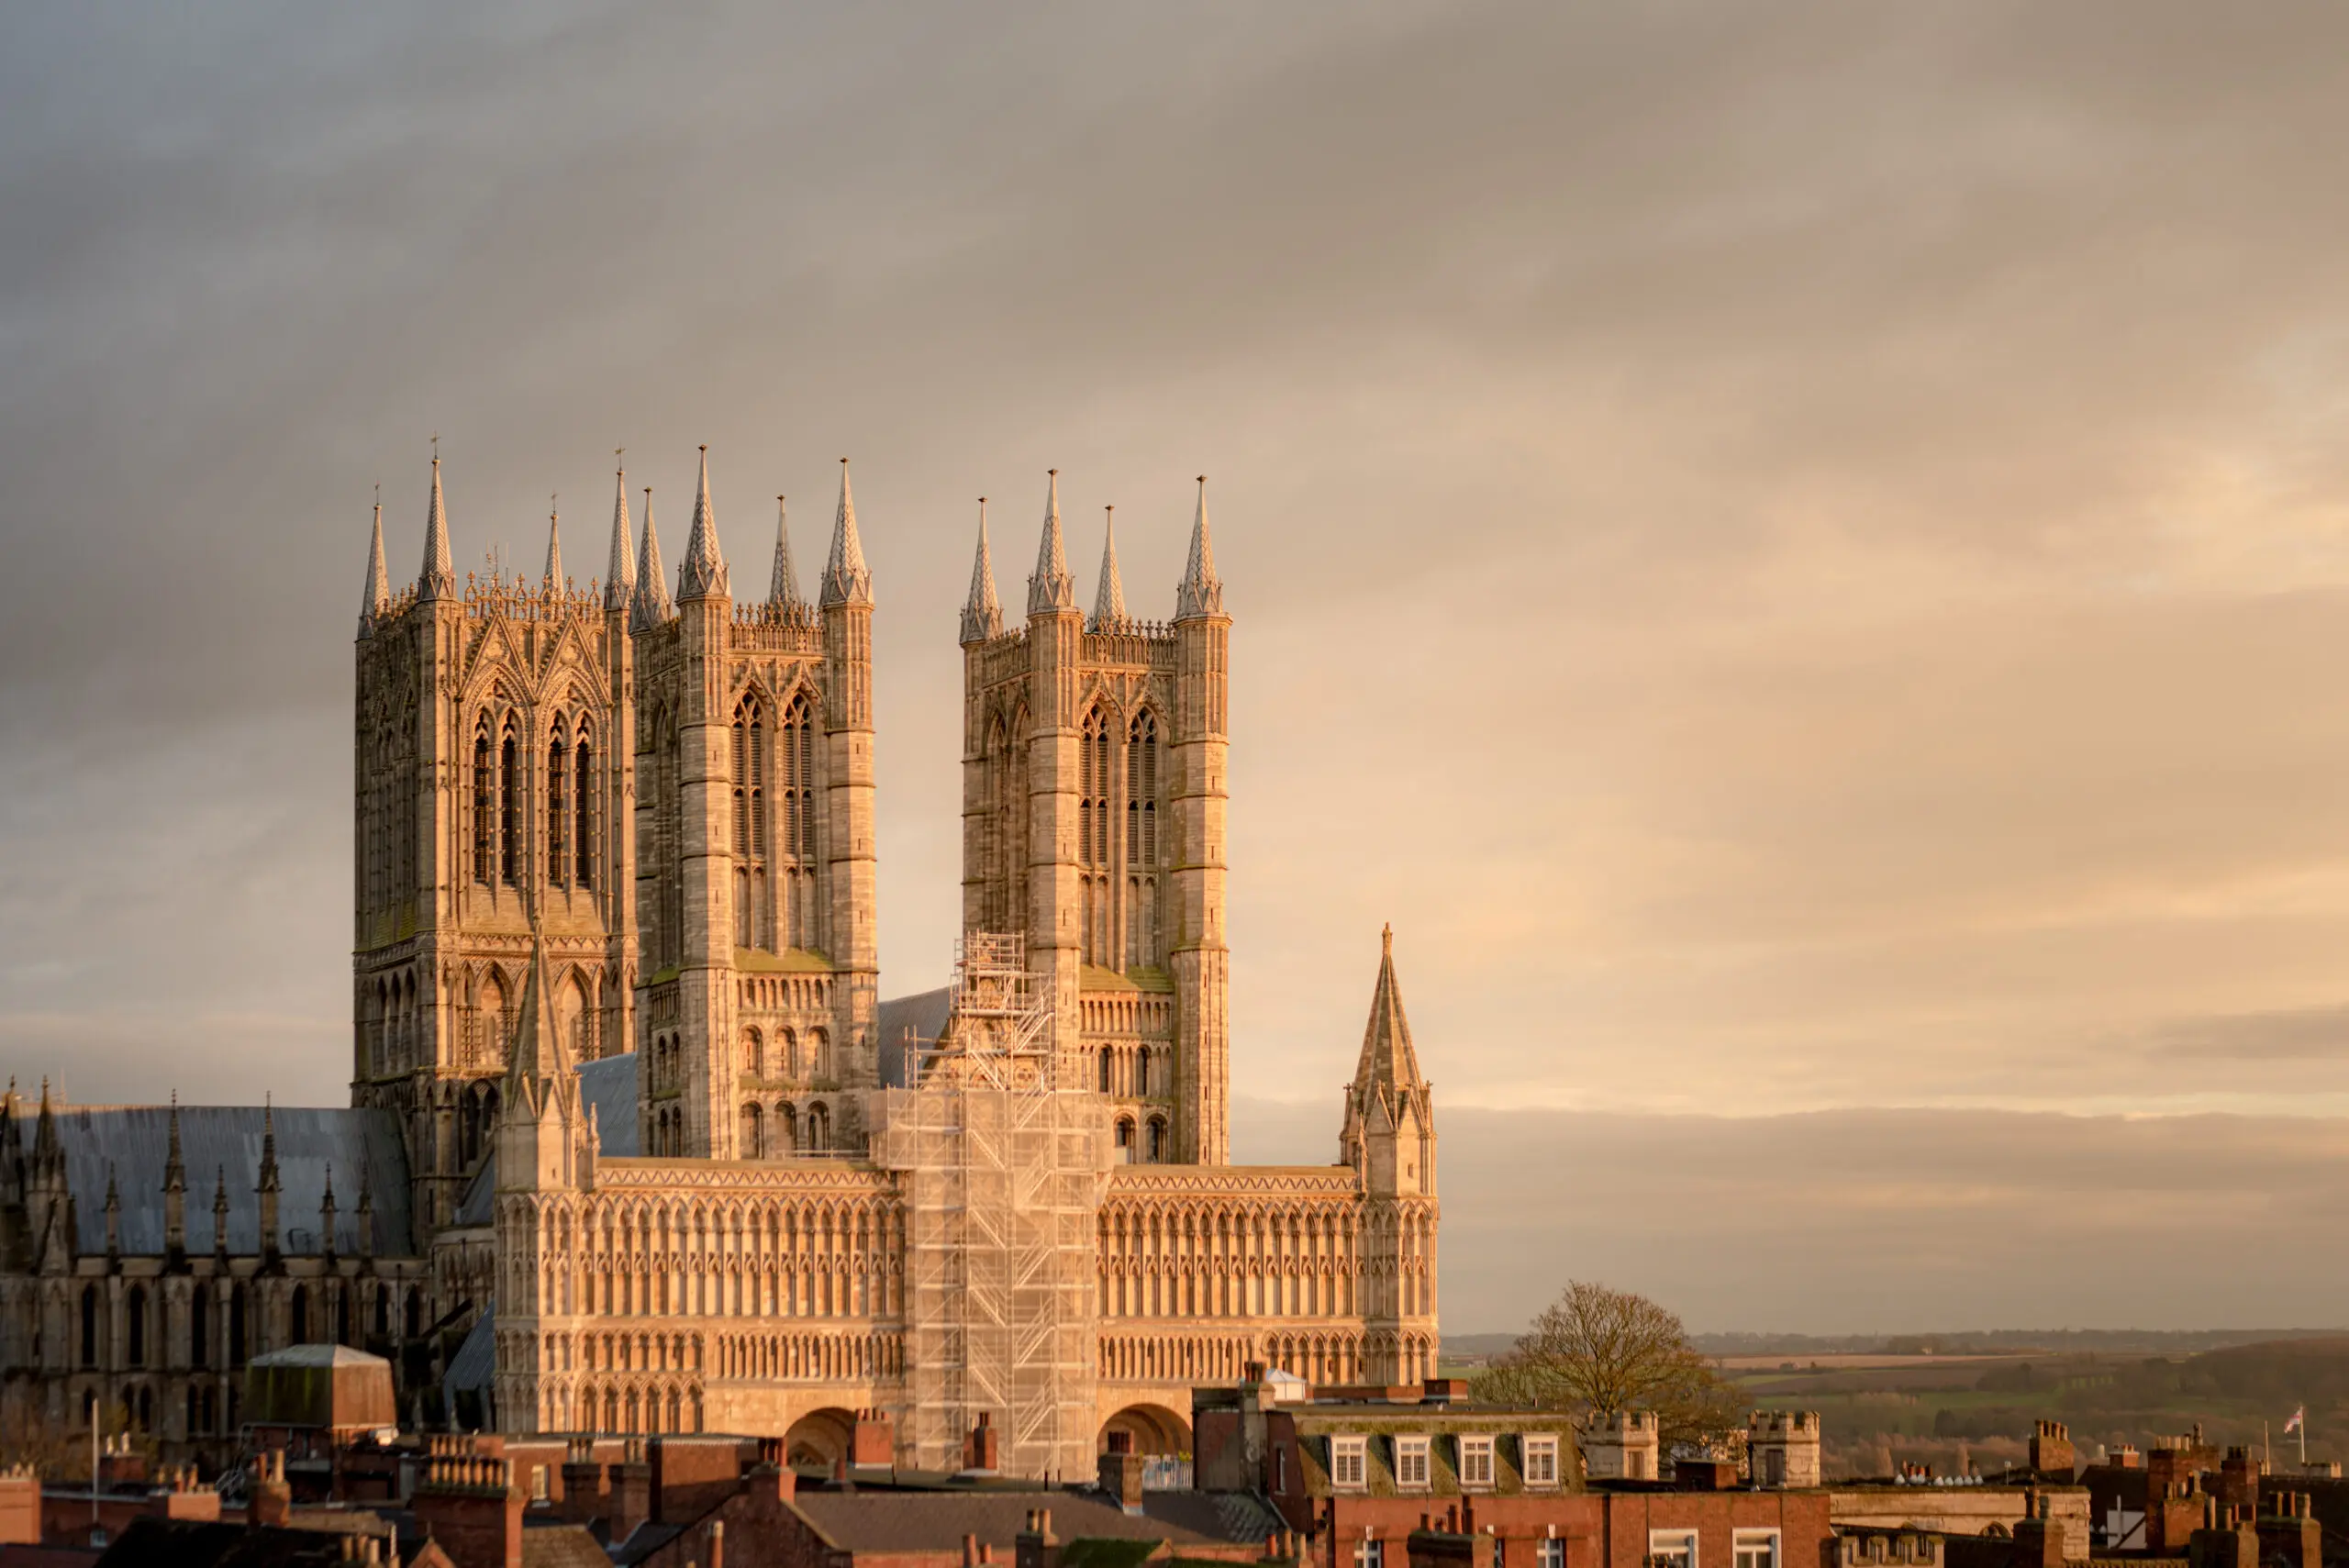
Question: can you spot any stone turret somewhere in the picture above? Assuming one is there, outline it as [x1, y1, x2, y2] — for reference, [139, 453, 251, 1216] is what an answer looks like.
[257, 1097, 282, 1270]
[1092, 506, 1127, 629]
[1343, 925, 1438, 1382]
[771, 495, 807, 611]
[1169, 476, 1230, 1162]
[417, 451, 456, 601]
[631, 488, 673, 631]
[819, 461, 879, 1143]
[678, 446, 730, 601]
[359, 495, 390, 638]
[605, 459, 637, 612]
[961, 498, 1002, 645]
[161, 1095, 187, 1263]
[1583, 1412, 1660, 1481]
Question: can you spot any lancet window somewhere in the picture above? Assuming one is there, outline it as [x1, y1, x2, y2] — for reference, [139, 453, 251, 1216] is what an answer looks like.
[499, 724, 520, 884]
[1081, 707, 1112, 964]
[472, 723, 495, 883]
[733, 697, 768, 948]
[1126, 708, 1159, 966]
[779, 694, 817, 949]
[548, 728, 569, 884]
[573, 736, 595, 888]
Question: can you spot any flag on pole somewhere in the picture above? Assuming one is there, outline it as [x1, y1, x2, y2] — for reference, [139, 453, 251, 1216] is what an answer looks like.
[2286, 1406, 2306, 1433]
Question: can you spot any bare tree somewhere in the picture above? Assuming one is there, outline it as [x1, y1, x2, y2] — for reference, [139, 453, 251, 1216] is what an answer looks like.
[1473, 1280, 1743, 1460]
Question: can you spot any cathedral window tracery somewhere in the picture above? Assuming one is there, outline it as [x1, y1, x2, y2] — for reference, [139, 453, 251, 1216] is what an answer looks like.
[499, 724, 521, 885]
[549, 728, 570, 885]
[573, 734, 595, 888]
[472, 723, 495, 883]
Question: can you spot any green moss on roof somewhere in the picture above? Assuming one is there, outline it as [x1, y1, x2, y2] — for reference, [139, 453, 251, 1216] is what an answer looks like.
[735, 946, 835, 973]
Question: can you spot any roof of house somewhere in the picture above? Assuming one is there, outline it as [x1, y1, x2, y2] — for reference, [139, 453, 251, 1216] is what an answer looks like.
[30, 1104, 412, 1258]
[789, 1488, 1282, 1553]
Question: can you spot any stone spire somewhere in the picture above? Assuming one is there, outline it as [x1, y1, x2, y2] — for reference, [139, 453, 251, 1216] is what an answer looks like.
[821, 459, 872, 607]
[418, 448, 456, 601]
[960, 497, 1003, 644]
[506, 925, 576, 1114]
[359, 491, 390, 638]
[542, 495, 563, 590]
[104, 1163, 121, 1261]
[212, 1166, 230, 1259]
[31, 1078, 56, 1173]
[1176, 473, 1222, 619]
[1028, 469, 1075, 614]
[355, 1159, 374, 1261]
[1091, 505, 1127, 628]
[318, 1163, 338, 1262]
[1340, 924, 1434, 1186]
[678, 445, 730, 599]
[258, 1095, 282, 1265]
[769, 495, 807, 610]
[1353, 924, 1426, 1096]
[604, 454, 636, 611]
[630, 488, 673, 631]
[162, 1094, 187, 1260]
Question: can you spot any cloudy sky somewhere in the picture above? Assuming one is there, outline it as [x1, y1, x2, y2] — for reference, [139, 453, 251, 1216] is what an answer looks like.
[7, 2, 2349, 1331]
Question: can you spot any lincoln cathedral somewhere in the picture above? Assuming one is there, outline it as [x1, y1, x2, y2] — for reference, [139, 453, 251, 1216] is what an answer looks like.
[0, 449, 1442, 1479]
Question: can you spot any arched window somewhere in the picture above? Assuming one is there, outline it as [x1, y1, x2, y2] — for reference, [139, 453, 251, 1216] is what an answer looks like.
[126, 1286, 147, 1367]
[1114, 1118, 1135, 1164]
[779, 695, 816, 949]
[809, 1028, 829, 1081]
[740, 1102, 763, 1159]
[549, 728, 569, 885]
[405, 1289, 422, 1340]
[1126, 710, 1157, 865]
[1146, 1117, 1167, 1163]
[1099, 1047, 1113, 1095]
[807, 1102, 830, 1151]
[290, 1285, 311, 1345]
[742, 1027, 763, 1078]
[1080, 707, 1112, 965]
[191, 1288, 209, 1368]
[499, 725, 520, 884]
[573, 736, 595, 888]
[229, 1285, 248, 1366]
[774, 1102, 796, 1155]
[779, 1028, 798, 1080]
[733, 697, 767, 948]
[79, 1285, 98, 1367]
[472, 725, 495, 882]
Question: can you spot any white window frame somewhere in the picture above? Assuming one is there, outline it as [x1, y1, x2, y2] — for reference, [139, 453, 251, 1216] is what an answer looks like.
[1539, 1536, 1567, 1568]
[1396, 1434, 1431, 1490]
[1734, 1530, 1779, 1568]
[1459, 1434, 1496, 1490]
[1354, 1537, 1385, 1568]
[1332, 1435, 1368, 1490]
[1650, 1530, 1698, 1568]
[1522, 1434, 1560, 1487]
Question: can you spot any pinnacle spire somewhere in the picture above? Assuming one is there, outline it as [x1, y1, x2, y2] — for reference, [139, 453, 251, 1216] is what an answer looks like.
[604, 454, 635, 611]
[821, 459, 872, 606]
[360, 491, 390, 637]
[1176, 473, 1222, 619]
[542, 495, 563, 590]
[630, 488, 673, 631]
[678, 445, 730, 599]
[259, 1094, 280, 1191]
[163, 1093, 185, 1193]
[1028, 469, 1075, 615]
[1092, 505, 1127, 628]
[961, 497, 1004, 643]
[418, 447, 456, 601]
[770, 496, 807, 610]
[506, 924, 578, 1118]
[1352, 923, 1427, 1095]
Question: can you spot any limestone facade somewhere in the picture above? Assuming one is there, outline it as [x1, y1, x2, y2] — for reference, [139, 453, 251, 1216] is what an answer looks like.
[1, 449, 1440, 1475]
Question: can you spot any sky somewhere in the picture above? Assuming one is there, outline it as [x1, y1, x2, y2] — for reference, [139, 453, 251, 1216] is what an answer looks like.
[6, 1, 2349, 1332]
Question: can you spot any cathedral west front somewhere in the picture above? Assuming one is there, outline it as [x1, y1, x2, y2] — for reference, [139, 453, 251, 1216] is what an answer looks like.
[1, 447, 1440, 1479]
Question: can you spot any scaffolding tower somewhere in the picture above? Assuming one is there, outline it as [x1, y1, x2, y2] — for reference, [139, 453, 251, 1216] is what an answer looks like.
[874, 933, 1109, 1479]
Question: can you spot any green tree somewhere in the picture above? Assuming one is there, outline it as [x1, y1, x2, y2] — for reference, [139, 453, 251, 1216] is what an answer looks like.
[1474, 1280, 1745, 1461]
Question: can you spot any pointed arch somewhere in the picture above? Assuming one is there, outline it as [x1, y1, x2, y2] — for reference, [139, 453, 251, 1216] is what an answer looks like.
[573, 722, 596, 889]
[548, 717, 571, 886]
[472, 713, 496, 883]
[499, 714, 522, 884]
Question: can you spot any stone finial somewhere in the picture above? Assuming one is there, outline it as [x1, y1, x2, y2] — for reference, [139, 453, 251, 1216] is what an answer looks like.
[1028, 469, 1075, 614]
[1176, 473, 1223, 619]
[542, 495, 563, 591]
[1092, 506, 1127, 629]
[360, 492, 391, 637]
[630, 489, 673, 631]
[961, 497, 1003, 644]
[604, 454, 636, 611]
[418, 448, 457, 601]
[770, 495, 807, 610]
[678, 445, 730, 600]
[821, 459, 873, 607]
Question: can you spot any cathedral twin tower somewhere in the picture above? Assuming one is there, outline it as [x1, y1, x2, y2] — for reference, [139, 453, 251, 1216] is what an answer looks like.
[352, 450, 1243, 1221]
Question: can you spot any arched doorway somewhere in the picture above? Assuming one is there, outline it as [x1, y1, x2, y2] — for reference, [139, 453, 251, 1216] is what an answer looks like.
[1099, 1403, 1191, 1456]
[785, 1407, 858, 1473]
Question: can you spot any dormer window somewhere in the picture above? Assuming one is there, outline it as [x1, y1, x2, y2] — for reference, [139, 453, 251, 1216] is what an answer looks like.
[1458, 1435, 1495, 1490]
[1396, 1435, 1431, 1489]
[1331, 1436, 1367, 1490]
[1523, 1434, 1560, 1487]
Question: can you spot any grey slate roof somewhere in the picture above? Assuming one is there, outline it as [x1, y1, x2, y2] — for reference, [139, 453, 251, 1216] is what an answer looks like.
[29, 1103, 412, 1258]
[578, 1053, 640, 1155]
[443, 1297, 496, 1396]
[789, 1488, 1282, 1553]
[877, 987, 952, 1089]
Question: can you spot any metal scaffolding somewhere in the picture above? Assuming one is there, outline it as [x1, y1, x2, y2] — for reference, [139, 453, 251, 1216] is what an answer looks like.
[874, 933, 1109, 1480]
